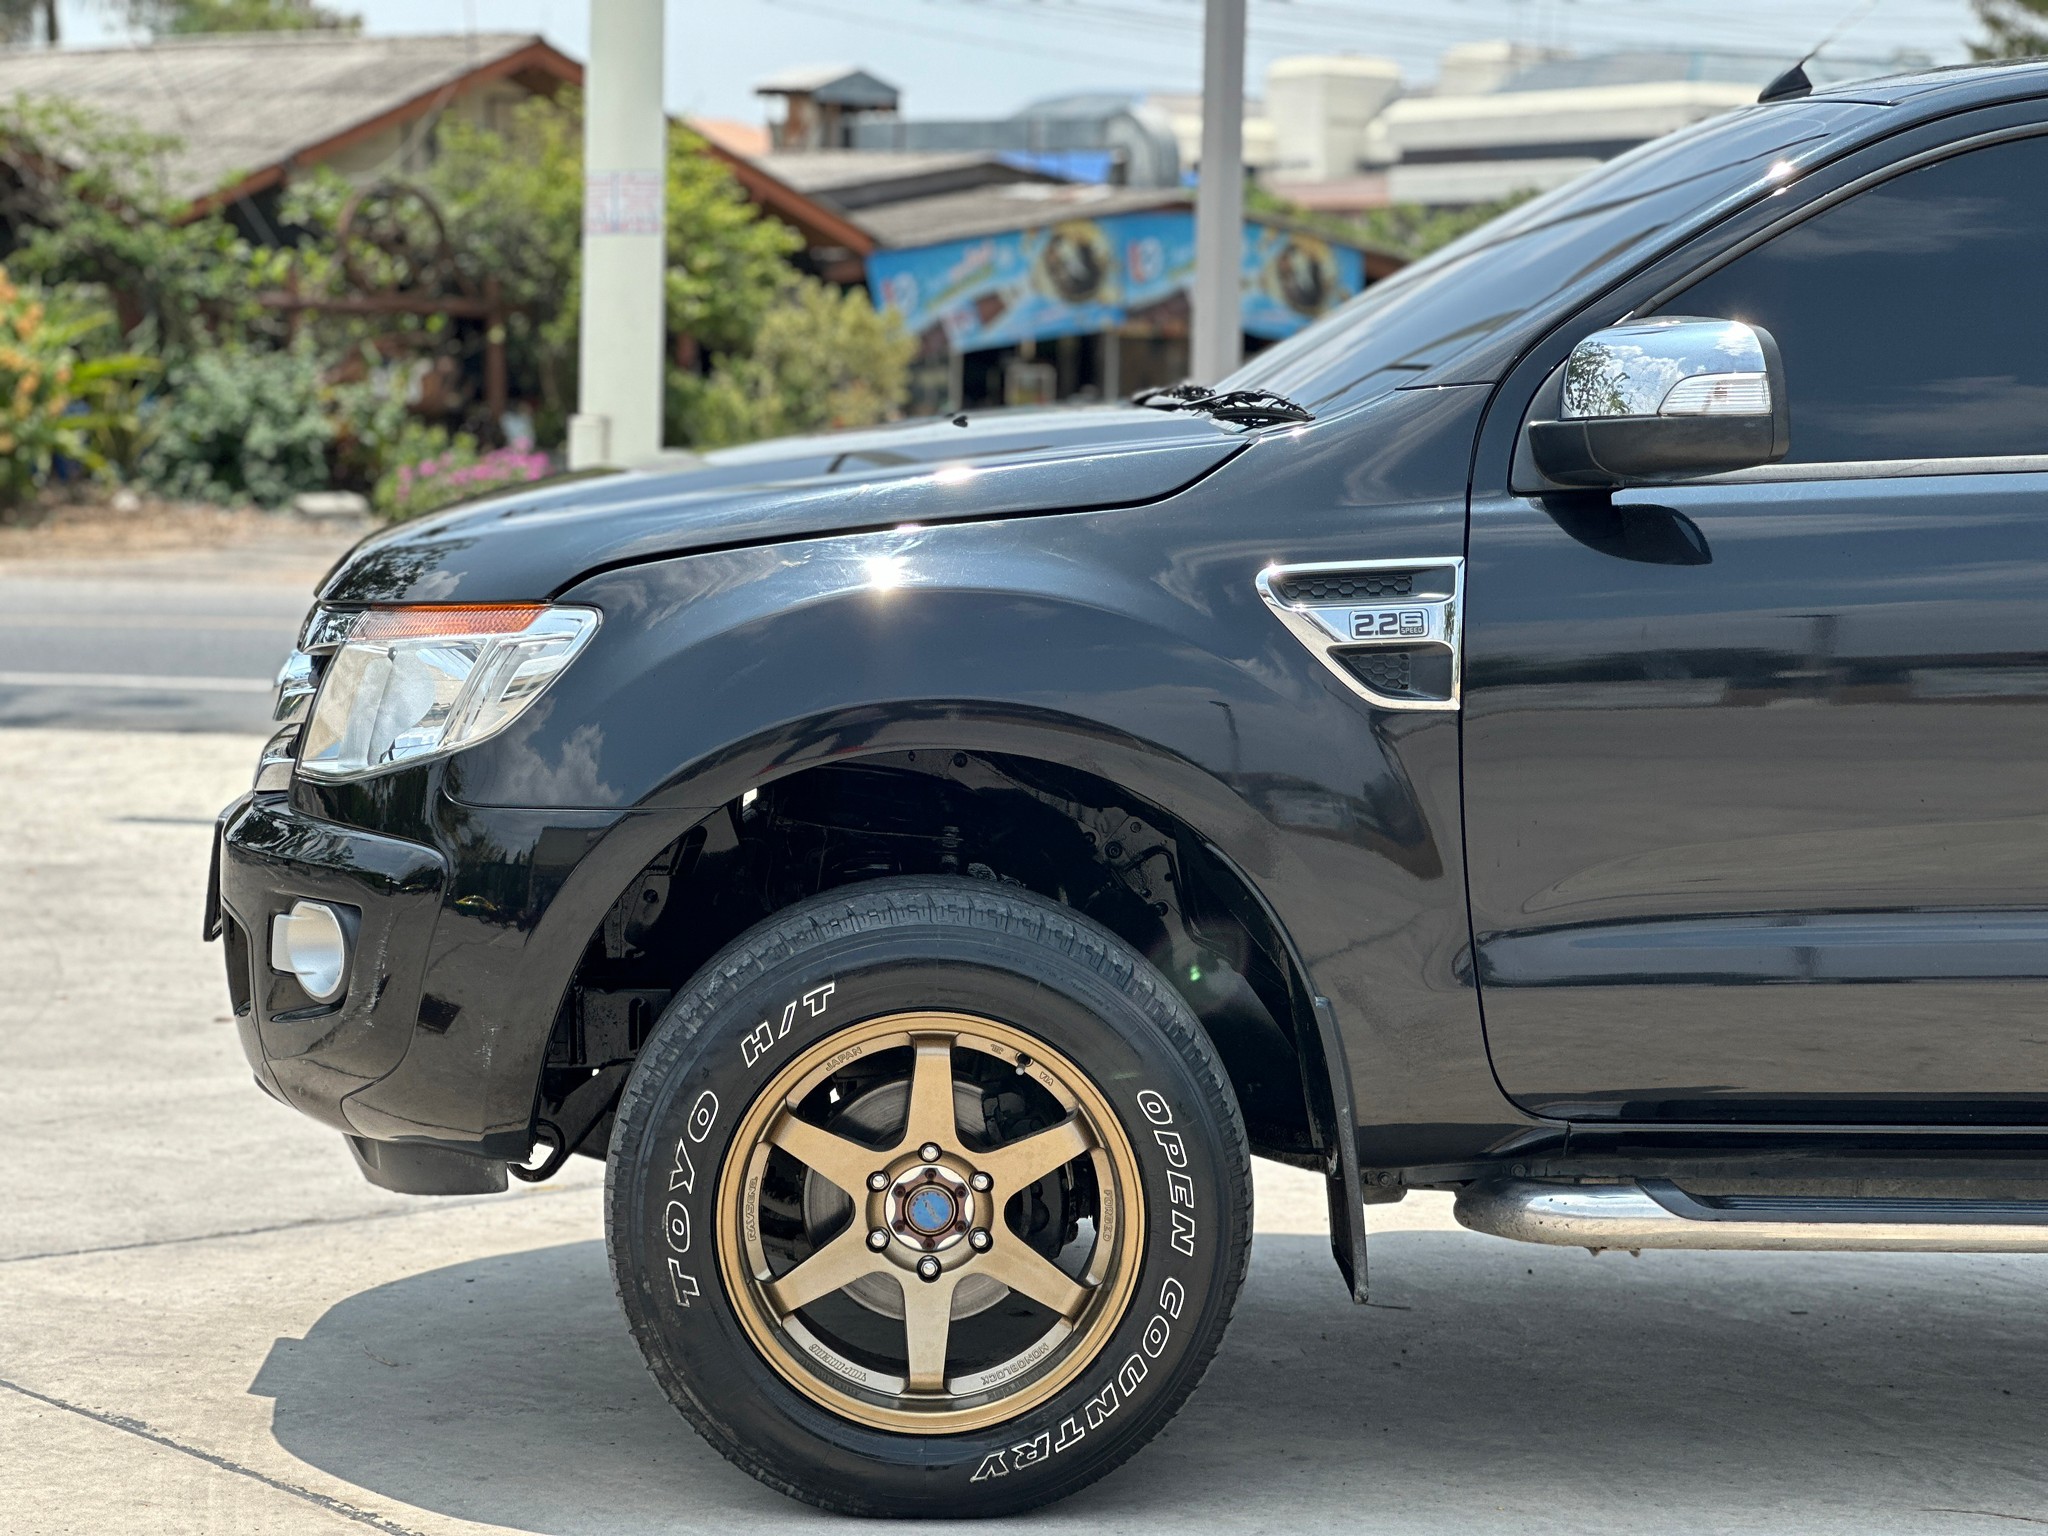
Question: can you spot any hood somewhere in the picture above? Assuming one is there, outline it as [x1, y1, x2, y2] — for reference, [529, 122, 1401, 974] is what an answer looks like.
[320, 405, 1246, 605]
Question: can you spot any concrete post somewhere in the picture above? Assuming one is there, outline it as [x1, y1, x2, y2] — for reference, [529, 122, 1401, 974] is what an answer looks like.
[1191, 0, 1246, 385]
[568, 0, 667, 470]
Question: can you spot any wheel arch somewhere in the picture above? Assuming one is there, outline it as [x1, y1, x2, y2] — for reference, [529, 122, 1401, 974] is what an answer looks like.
[532, 707, 1365, 1286]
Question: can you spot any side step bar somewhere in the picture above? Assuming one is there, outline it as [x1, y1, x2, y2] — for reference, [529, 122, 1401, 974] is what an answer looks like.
[1455, 1179, 2048, 1253]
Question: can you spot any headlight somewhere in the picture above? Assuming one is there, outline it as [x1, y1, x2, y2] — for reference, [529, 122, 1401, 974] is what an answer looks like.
[298, 604, 600, 780]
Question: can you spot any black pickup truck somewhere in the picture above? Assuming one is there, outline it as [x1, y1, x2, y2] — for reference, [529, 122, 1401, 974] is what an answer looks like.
[211, 58, 2048, 1516]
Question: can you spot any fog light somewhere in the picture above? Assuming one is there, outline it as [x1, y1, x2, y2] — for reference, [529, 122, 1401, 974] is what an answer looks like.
[270, 900, 348, 1003]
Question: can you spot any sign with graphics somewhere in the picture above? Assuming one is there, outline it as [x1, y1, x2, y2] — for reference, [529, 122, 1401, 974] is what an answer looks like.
[868, 210, 1367, 355]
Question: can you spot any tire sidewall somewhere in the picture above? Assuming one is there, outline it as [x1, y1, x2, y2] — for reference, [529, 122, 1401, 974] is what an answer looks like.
[607, 892, 1244, 1515]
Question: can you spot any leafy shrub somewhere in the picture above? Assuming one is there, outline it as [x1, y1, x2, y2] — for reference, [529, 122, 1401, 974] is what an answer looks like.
[672, 279, 914, 449]
[0, 268, 153, 508]
[138, 345, 335, 507]
[372, 435, 551, 522]
[326, 368, 434, 495]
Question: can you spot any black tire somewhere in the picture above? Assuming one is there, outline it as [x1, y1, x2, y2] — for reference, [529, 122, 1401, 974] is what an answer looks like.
[604, 877, 1252, 1517]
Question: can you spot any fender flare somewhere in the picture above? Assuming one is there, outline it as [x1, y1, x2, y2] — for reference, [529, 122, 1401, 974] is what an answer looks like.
[612, 701, 1375, 1298]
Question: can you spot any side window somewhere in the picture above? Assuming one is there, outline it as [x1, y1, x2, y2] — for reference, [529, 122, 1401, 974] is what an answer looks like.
[1668, 133, 2048, 464]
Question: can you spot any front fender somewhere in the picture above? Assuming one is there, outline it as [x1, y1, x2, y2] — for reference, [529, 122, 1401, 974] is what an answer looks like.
[369, 392, 1548, 1171]
[439, 480, 1531, 1168]
[448, 513, 1428, 857]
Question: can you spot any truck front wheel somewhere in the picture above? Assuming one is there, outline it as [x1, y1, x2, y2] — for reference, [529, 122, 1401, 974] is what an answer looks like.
[604, 877, 1251, 1516]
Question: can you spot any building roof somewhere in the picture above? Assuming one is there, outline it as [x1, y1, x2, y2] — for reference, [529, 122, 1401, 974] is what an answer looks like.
[760, 149, 1008, 195]
[752, 64, 899, 109]
[0, 34, 879, 261]
[1382, 78, 1763, 151]
[758, 149, 1061, 211]
[690, 116, 772, 157]
[1264, 173, 1392, 215]
[851, 182, 1191, 248]
[0, 32, 578, 206]
[1496, 48, 1905, 94]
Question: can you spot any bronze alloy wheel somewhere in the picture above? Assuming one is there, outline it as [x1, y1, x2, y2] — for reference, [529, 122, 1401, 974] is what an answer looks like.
[715, 1011, 1145, 1433]
[607, 878, 1253, 1515]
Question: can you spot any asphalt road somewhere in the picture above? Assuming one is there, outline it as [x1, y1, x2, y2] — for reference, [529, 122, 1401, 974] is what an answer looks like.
[4, 725, 2048, 1534]
[0, 536, 340, 734]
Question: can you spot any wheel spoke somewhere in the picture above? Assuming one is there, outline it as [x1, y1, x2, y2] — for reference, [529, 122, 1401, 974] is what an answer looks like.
[763, 1225, 888, 1316]
[765, 1110, 877, 1199]
[899, 1033, 958, 1151]
[978, 1113, 1092, 1196]
[976, 1237, 1089, 1319]
[901, 1269, 964, 1392]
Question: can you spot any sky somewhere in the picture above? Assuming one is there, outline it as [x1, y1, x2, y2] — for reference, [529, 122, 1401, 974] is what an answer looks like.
[59, 0, 1989, 124]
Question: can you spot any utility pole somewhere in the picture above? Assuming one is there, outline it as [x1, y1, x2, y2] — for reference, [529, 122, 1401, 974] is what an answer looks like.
[568, 0, 667, 470]
[1191, 0, 1246, 385]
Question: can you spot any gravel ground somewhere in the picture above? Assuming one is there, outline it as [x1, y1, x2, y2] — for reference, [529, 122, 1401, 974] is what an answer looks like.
[0, 494, 365, 577]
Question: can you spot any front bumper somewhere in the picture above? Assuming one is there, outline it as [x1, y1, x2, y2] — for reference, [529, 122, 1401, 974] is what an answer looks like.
[210, 784, 673, 1164]
[213, 794, 447, 1133]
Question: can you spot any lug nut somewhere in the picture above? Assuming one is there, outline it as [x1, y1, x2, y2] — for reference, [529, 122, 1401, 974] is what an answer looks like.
[867, 1228, 890, 1251]
[969, 1170, 992, 1192]
[919, 1142, 943, 1163]
[867, 1170, 889, 1191]
[969, 1228, 991, 1252]
[916, 1255, 942, 1282]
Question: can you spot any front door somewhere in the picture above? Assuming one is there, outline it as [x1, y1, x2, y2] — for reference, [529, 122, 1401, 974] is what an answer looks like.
[1462, 128, 2048, 1124]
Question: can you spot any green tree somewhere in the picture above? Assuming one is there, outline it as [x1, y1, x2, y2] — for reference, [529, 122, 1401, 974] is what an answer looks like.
[125, 0, 360, 33]
[1248, 183, 1537, 263]
[673, 280, 914, 449]
[661, 122, 805, 353]
[420, 91, 813, 443]
[0, 96, 273, 349]
[1353, 193, 1538, 260]
[416, 95, 585, 433]
[1968, 0, 2048, 57]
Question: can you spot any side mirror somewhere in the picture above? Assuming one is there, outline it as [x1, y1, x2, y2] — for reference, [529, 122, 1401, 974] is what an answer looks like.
[1525, 317, 1789, 488]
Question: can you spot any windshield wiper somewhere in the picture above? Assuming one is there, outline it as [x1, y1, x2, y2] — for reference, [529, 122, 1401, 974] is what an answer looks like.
[1131, 383, 1314, 428]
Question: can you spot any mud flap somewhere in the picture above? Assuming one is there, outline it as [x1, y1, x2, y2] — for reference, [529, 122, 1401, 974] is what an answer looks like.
[1312, 996, 1369, 1302]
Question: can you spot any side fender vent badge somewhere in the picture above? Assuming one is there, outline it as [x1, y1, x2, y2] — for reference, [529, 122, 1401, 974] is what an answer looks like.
[1256, 558, 1465, 711]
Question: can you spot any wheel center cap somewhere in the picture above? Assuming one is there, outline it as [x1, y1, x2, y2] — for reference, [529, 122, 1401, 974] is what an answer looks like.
[885, 1164, 975, 1252]
[905, 1187, 956, 1234]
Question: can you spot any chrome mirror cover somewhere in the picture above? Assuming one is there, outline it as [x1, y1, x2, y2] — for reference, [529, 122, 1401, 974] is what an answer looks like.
[1526, 316, 1790, 488]
[1562, 317, 1774, 420]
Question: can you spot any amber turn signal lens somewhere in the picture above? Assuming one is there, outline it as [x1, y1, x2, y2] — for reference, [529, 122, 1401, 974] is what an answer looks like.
[350, 604, 547, 642]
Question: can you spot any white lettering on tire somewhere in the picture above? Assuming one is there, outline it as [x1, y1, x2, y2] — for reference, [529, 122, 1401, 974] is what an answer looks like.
[1083, 1377, 1121, 1428]
[741, 984, 836, 1069]
[667, 1261, 700, 1308]
[686, 1089, 719, 1142]
[1115, 1350, 1148, 1397]
[1158, 1276, 1184, 1318]
[1141, 1313, 1171, 1359]
[971, 1081, 1205, 1490]
[1010, 1431, 1052, 1470]
[662, 1091, 720, 1311]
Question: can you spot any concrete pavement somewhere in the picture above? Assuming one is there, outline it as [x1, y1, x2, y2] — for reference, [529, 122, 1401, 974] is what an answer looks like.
[4, 725, 2048, 1533]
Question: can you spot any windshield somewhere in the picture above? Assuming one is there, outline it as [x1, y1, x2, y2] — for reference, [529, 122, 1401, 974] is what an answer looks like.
[1226, 102, 1879, 417]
